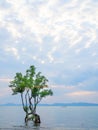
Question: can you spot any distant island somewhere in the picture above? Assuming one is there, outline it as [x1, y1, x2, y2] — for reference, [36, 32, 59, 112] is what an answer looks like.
[0, 102, 98, 106]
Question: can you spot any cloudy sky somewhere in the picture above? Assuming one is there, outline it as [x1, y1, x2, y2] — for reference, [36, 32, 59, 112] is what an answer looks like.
[0, 0, 98, 104]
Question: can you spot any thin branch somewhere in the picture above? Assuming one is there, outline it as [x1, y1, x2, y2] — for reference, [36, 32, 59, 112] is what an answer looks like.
[21, 93, 25, 110]
[25, 89, 29, 108]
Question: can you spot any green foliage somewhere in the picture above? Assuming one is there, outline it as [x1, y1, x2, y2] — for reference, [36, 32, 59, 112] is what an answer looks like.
[34, 72, 48, 88]
[39, 89, 53, 98]
[9, 65, 53, 116]
[32, 87, 39, 98]
[9, 72, 25, 94]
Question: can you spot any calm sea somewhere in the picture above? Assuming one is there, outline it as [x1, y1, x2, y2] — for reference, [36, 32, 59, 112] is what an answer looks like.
[0, 106, 98, 130]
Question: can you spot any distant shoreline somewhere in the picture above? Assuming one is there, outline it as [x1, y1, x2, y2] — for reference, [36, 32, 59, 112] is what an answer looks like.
[0, 102, 98, 106]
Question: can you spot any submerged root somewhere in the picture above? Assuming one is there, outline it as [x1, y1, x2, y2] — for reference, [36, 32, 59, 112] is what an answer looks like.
[25, 113, 41, 125]
[34, 114, 41, 124]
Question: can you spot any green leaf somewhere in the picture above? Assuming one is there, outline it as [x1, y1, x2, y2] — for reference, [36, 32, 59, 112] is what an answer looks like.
[39, 89, 53, 98]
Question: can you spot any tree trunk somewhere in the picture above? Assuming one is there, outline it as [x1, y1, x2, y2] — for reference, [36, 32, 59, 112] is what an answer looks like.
[34, 114, 41, 124]
[25, 113, 41, 124]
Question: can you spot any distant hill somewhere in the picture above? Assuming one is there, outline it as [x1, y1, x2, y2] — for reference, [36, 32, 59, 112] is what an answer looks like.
[0, 103, 21, 106]
[0, 102, 98, 106]
[50, 102, 98, 106]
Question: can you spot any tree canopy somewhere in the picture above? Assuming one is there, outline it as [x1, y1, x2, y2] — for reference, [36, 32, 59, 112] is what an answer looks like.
[9, 65, 53, 123]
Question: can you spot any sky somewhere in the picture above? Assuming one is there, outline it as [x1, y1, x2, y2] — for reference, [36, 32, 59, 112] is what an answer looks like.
[0, 0, 98, 104]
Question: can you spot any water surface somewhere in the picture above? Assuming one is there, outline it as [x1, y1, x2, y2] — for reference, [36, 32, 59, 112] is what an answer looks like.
[0, 106, 98, 130]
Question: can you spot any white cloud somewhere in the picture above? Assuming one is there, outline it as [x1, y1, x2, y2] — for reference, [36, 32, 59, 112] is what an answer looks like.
[47, 53, 54, 63]
[0, 78, 12, 82]
[64, 90, 98, 103]
[66, 91, 96, 96]
[0, 87, 11, 98]
[6, 23, 22, 38]
[0, 0, 98, 104]
[92, 52, 97, 56]
[40, 60, 45, 64]
[5, 47, 20, 59]
[1, 0, 97, 48]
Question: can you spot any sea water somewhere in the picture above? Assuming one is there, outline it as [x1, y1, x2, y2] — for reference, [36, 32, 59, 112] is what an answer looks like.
[0, 106, 98, 130]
